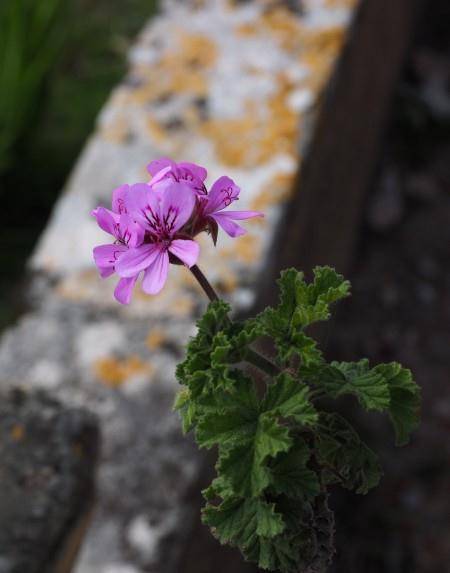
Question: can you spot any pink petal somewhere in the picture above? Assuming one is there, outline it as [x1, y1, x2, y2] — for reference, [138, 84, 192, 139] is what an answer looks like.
[92, 207, 120, 237]
[93, 244, 127, 277]
[148, 165, 173, 188]
[178, 162, 207, 183]
[116, 243, 160, 278]
[147, 157, 174, 177]
[160, 182, 195, 233]
[206, 176, 240, 213]
[218, 210, 263, 220]
[118, 214, 145, 248]
[168, 239, 200, 268]
[211, 213, 246, 238]
[112, 184, 129, 214]
[114, 276, 138, 305]
[142, 250, 169, 295]
[125, 183, 160, 230]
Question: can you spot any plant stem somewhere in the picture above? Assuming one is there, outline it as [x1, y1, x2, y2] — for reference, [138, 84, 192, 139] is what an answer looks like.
[190, 264, 219, 302]
[188, 265, 280, 378]
[245, 347, 280, 378]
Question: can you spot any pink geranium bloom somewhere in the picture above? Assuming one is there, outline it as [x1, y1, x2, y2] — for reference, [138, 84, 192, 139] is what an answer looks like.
[92, 159, 264, 304]
[92, 185, 145, 304]
[147, 157, 207, 194]
[201, 176, 263, 239]
[115, 182, 200, 295]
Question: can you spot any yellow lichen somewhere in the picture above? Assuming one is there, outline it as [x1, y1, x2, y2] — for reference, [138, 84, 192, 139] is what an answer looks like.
[94, 355, 153, 388]
[236, 23, 257, 37]
[301, 27, 347, 91]
[179, 33, 218, 69]
[201, 75, 299, 168]
[259, 7, 304, 52]
[10, 424, 25, 442]
[146, 116, 169, 144]
[216, 267, 238, 293]
[146, 330, 167, 350]
[325, 0, 359, 8]
[221, 235, 260, 265]
[130, 33, 215, 109]
[101, 115, 131, 144]
[171, 295, 196, 316]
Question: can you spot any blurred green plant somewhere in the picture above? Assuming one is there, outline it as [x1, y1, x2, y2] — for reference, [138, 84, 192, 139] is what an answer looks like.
[0, 0, 66, 173]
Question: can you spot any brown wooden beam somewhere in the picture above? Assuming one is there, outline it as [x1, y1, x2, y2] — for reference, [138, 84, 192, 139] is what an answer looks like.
[258, 0, 424, 307]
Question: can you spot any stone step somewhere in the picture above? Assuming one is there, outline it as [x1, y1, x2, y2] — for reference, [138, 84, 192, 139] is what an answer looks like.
[0, 0, 421, 571]
[0, 390, 99, 573]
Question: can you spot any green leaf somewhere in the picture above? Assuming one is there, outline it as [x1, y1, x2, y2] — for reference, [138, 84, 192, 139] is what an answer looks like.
[315, 413, 382, 494]
[204, 498, 301, 572]
[262, 372, 318, 426]
[197, 407, 258, 450]
[270, 440, 320, 500]
[217, 413, 292, 497]
[310, 359, 391, 412]
[375, 363, 420, 445]
[257, 267, 350, 365]
[173, 387, 197, 433]
[203, 497, 285, 545]
[195, 372, 259, 448]
[291, 266, 351, 328]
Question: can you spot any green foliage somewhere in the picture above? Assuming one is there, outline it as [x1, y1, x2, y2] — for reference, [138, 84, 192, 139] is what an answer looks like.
[175, 267, 420, 572]
[0, 0, 67, 172]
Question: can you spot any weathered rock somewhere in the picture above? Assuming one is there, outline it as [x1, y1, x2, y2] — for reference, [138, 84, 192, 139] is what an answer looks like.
[0, 390, 99, 573]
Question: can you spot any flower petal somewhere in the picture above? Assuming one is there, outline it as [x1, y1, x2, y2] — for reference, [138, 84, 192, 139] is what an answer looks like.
[178, 161, 207, 184]
[142, 250, 169, 295]
[112, 184, 129, 214]
[114, 275, 138, 305]
[92, 207, 120, 237]
[93, 244, 127, 277]
[125, 183, 160, 230]
[118, 214, 145, 248]
[160, 182, 196, 233]
[211, 213, 247, 238]
[169, 239, 200, 268]
[218, 210, 263, 220]
[147, 157, 174, 177]
[116, 243, 160, 278]
[148, 165, 174, 189]
[206, 176, 240, 213]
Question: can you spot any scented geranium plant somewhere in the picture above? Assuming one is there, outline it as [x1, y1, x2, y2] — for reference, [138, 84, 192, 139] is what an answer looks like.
[92, 158, 420, 573]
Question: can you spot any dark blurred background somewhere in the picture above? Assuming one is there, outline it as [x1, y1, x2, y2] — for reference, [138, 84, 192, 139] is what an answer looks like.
[329, 1, 450, 570]
[0, 0, 449, 572]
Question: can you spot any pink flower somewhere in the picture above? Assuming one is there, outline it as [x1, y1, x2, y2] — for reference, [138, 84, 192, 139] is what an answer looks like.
[92, 185, 144, 304]
[92, 158, 264, 304]
[147, 157, 207, 194]
[115, 181, 199, 295]
[201, 176, 263, 240]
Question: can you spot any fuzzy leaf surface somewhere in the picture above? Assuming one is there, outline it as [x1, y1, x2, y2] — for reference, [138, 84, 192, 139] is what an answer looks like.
[315, 413, 382, 494]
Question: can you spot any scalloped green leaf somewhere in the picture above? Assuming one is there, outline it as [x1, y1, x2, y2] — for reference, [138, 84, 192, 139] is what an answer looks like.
[374, 362, 420, 445]
[203, 498, 285, 545]
[315, 413, 382, 494]
[310, 359, 391, 412]
[270, 440, 320, 500]
[216, 413, 292, 497]
[262, 372, 318, 426]
[257, 267, 350, 365]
